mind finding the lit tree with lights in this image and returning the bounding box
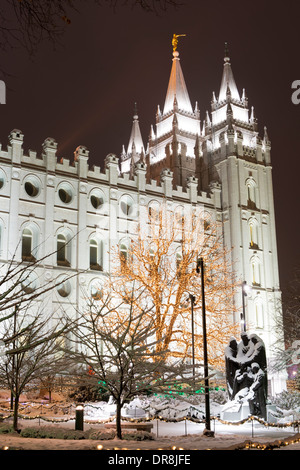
[112,200,240,373]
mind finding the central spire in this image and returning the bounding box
[163,35,193,115]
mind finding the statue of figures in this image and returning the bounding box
[225,333,268,413]
[247,334,268,397]
[236,333,254,361]
[172,34,186,52]
[248,363,267,420]
[225,337,238,399]
[232,363,253,399]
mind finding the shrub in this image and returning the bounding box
[20,426,89,440]
[0,423,15,434]
[17,425,155,441]
[68,384,109,403]
[271,390,300,411]
[122,431,155,441]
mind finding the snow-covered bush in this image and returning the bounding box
[89,429,116,440]
[271,390,300,411]
[122,431,155,441]
[270,390,300,422]
[20,426,88,439]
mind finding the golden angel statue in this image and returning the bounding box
[172,34,186,52]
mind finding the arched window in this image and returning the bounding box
[249,218,259,249]
[246,178,257,210]
[57,232,71,267]
[255,299,264,329]
[120,243,128,269]
[174,207,184,239]
[250,256,261,286]
[200,210,212,232]
[89,238,103,271]
[176,250,183,278]
[22,228,35,261]
[148,201,160,223]
[148,247,155,274]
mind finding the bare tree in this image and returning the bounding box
[68,283,197,439]
[0,238,78,325]
[0,0,181,56]
[0,238,79,429]
[282,265,300,346]
[270,265,300,375]
[0,302,73,430]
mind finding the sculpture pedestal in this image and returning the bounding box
[221,402,250,422]
[266,405,277,423]
[221,402,278,423]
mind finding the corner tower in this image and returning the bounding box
[203,44,285,393]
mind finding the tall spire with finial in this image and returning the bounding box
[163,34,193,114]
[218,42,240,102]
[120,103,145,174]
[127,102,145,156]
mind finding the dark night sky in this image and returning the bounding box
[0,0,299,291]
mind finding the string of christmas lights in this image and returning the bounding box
[1,410,298,429]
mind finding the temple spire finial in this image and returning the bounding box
[224,41,230,60]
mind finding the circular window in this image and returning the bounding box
[91,281,103,300]
[25,181,39,197]
[120,195,135,217]
[21,273,37,294]
[58,184,73,204]
[91,194,104,210]
[24,176,40,197]
[57,279,71,297]
[0,170,5,190]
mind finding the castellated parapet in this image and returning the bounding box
[0,131,221,313]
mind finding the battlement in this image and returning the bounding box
[0,130,220,210]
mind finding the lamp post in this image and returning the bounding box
[188,293,196,389]
[241,281,250,334]
[196,257,214,437]
[75,404,84,431]
[10,306,18,410]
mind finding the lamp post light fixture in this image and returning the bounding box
[196,257,214,437]
[241,281,251,334]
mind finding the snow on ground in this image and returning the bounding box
[1,392,300,451]
[0,418,299,451]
